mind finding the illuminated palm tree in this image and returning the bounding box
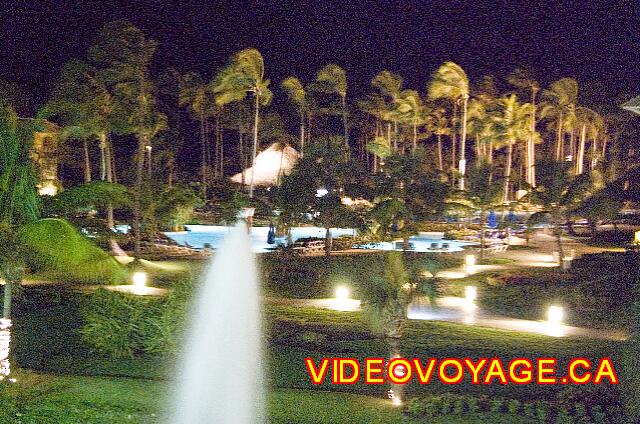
[315,64,349,156]
[281,76,308,156]
[507,68,540,187]
[493,94,533,202]
[214,48,273,198]
[425,106,450,171]
[575,107,604,175]
[428,62,469,189]
[541,78,578,161]
[395,89,425,152]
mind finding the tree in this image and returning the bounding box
[315,64,349,156]
[214,48,273,198]
[541,78,578,161]
[526,159,593,260]
[451,160,502,260]
[0,102,40,319]
[425,106,451,171]
[361,252,444,403]
[90,20,167,258]
[493,94,534,202]
[428,62,469,189]
[281,76,308,156]
[179,71,212,198]
[395,89,425,152]
[507,68,540,187]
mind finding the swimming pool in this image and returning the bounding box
[164,225,474,253]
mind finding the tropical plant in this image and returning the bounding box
[541,78,578,161]
[0,102,40,318]
[507,68,540,187]
[492,94,534,202]
[90,20,167,258]
[315,64,349,156]
[526,159,594,259]
[214,48,272,198]
[428,62,469,189]
[281,76,308,156]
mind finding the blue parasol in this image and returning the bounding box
[488,210,497,228]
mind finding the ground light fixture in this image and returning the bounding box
[464,254,476,275]
[547,305,564,325]
[315,188,329,197]
[635,230,640,245]
[132,271,148,288]
[335,286,350,301]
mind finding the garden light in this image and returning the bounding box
[547,305,564,326]
[465,286,477,303]
[315,188,328,197]
[132,271,147,288]
[464,254,476,275]
[635,230,640,245]
[335,286,350,301]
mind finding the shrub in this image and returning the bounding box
[80,281,192,358]
[19,218,125,284]
[79,289,160,358]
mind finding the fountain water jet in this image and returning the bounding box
[168,223,263,423]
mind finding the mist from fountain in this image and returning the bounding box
[168,223,263,423]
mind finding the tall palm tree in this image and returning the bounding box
[395,89,425,152]
[315,64,349,156]
[0,102,40,319]
[214,48,273,198]
[575,107,604,175]
[425,106,450,171]
[493,94,534,202]
[281,76,308,156]
[91,20,167,258]
[507,68,540,187]
[428,62,469,190]
[541,78,578,161]
[179,72,212,198]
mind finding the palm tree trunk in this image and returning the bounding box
[99,135,107,181]
[200,112,207,200]
[133,134,147,259]
[556,111,563,161]
[83,139,91,183]
[300,112,305,158]
[437,134,443,171]
[554,220,565,263]
[591,131,598,171]
[480,209,486,261]
[503,141,514,203]
[239,127,245,186]
[341,95,349,158]
[104,135,115,229]
[459,95,468,190]
[451,103,458,175]
[528,89,537,187]
[2,279,11,319]
[386,122,392,152]
[577,124,586,175]
[412,120,418,153]
[249,92,259,198]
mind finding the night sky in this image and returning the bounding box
[2,0,640,113]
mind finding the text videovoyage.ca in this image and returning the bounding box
[305,357,619,385]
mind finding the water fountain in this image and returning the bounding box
[168,223,263,423]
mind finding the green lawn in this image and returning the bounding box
[0,373,535,424]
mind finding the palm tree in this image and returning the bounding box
[452,160,502,260]
[315,64,349,156]
[179,71,212,198]
[527,159,594,260]
[0,102,40,319]
[575,107,604,175]
[425,106,450,171]
[395,89,425,152]
[466,98,496,164]
[541,78,578,161]
[214,48,273,198]
[493,94,534,202]
[428,62,469,190]
[281,76,308,156]
[90,20,167,258]
[508,68,540,187]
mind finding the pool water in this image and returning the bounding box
[165,225,474,253]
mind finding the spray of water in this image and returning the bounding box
[168,223,263,423]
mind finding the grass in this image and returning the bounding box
[0,372,537,424]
